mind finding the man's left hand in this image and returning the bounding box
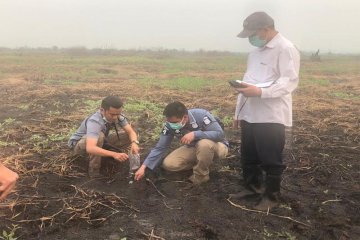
[181,132,195,145]
[235,83,262,97]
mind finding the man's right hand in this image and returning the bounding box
[112,153,128,162]
[135,165,146,181]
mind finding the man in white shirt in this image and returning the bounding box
[229,12,300,211]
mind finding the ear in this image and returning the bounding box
[184,114,189,122]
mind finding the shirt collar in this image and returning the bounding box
[96,110,107,125]
[264,33,281,49]
[188,110,196,125]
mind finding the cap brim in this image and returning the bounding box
[237,29,256,38]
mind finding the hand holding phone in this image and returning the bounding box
[229,80,246,88]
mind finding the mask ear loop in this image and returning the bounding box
[114,114,131,141]
[113,120,120,141]
[100,108,110,123]
[180,115,187,127]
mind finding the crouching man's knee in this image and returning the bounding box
[196,139,216,151]
[162,157,182,171]
[162,156,194,172]
[196,139,228,161]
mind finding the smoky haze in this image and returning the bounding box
[0,0,359,53]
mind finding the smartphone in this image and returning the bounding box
[228,80,246,88]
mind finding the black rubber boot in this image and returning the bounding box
[229,166,264,199]
[254,174,281,211]
[242,166,263,189]
[229,184,265,199]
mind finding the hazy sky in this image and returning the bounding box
[0,0,359,53]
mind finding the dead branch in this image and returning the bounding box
[162,200,181,210]
[110,193,140,212]
[321,199,342,205]
[226,198,311,228]
[141,228,165,240]
[146,178,166,198]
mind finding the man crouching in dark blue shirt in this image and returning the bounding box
[135,101,228,185]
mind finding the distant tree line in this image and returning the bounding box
[0,46,241,57]
[0,46,358,59]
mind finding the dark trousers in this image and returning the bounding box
[240,120,285,193]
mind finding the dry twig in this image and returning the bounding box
[146,178,166,198]
[226,198,311,228]
[141,228,165,240]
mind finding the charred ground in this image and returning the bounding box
[0,50,359,239]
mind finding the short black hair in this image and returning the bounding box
[101,96,123,110]
[163,101,187,118]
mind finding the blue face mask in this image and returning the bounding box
[168,122,183,130]
[167,117,185,130]
[249,35,267,48]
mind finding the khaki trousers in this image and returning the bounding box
[73,131,130,174]
[162,139,228,177]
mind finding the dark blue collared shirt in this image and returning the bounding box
[143,108,228,170]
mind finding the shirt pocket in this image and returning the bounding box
[253,62,276,82]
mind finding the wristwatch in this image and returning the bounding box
[132,140,140,145]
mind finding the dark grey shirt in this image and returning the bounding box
[68,110,128,147]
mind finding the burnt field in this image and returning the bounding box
[0,50,359,239]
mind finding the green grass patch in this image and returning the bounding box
[209,108,233,128]
[124,99,161,113]
[300,57,360,76]
[0,141,17,147]
[164,77,210,90]
[83,99,101,113]
[311,78,330,86]
[41,67,106,85]
[124,99,164,141]
[43,78,80,85]
[30,134,50,150]
[28,132,69,152]
[1,224,19,240]
[3,118,16,125]
[221,115,233,127]
[330,91,360,100]
[138,76,213,90]
[160,55,245,74]
[300,78,330,87]
[18,104,30,110]
[0,118,16,132]
[48,110,62,116]
[48,133,68,142]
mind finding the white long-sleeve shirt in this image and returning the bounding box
[235,33,300,127]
